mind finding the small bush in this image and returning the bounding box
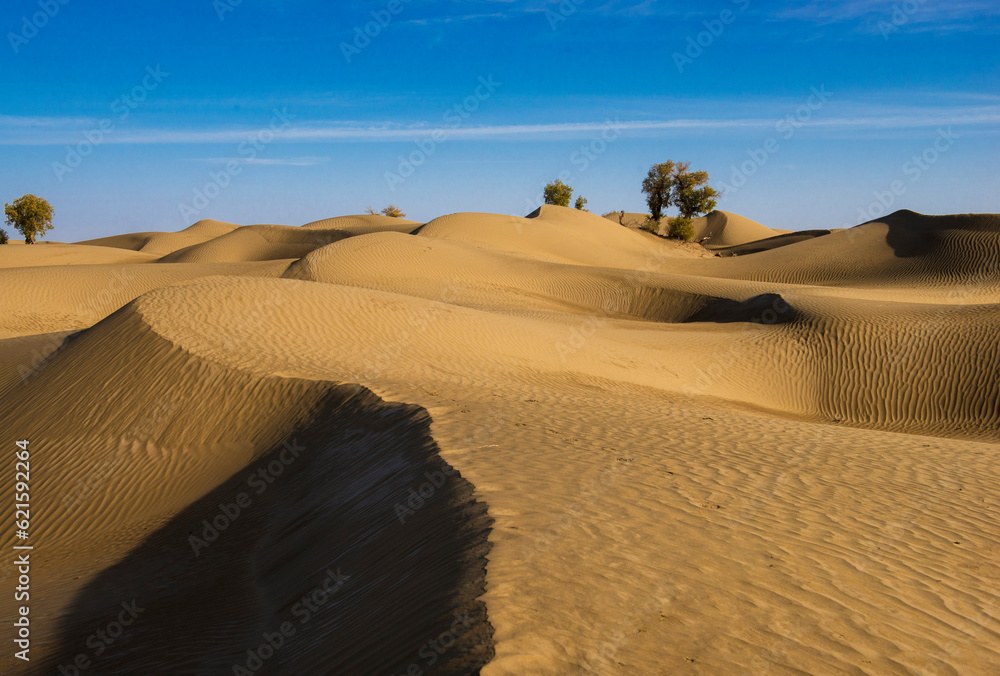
[641,217,661,235]
[0,229,8,244]
[668,216,695,241]
[574,196,588,211]
[381,205,406,218]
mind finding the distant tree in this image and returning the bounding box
[574,196,588,211]
[364,205,378,215]
[672,164,718,219]
[4,194,53,244]
[381,205,406,218]
[668,216,695,241]
[543,180,573,207]
[640,161,677,221]
[0,229,8,245]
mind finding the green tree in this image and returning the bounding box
[672,164,718,219]
[4,194,54,244]
[640,161,677,221]
[668,216,695,241]
[543,180,573,207]
[574,196,588,211]
[381,205,406,218]
[0,229,8,245]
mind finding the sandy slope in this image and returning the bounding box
[607,209,790,247]
[0,207,998,674]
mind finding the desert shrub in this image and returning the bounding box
[668,216,695,241]
[641,217,661,235]
[0,229,8,244]
[543,180,573,207]
[574,196,588,211]
[381,205,406,218]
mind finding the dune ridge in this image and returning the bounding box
[1,206,998,674]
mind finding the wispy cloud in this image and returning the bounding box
[195,156,331,166]
[775,0,1000,32]
[2,104,999,146]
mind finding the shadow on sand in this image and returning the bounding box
[38,384,494,675]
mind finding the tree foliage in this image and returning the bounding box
[673,166,718,219]
[543,180,573,207]
[381,205,406,218]
[640,161,677,221]
[4,194,54,244]
[574,196,588,211]
[0,229,8,245]
[668,216,695,242]
[641,161,718,225]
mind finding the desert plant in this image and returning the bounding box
[641,161,677,221]
[0,229,8,244]
[673,166,718,219]
[543,180,573,207]
[642,161,718,222]
[668,216,695,241]
[364,205,377,215]
[381,205,406,218]
[574,196,588,211]
[4,194,53,244]
[641,217,661,235]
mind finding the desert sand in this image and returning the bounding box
[1,206,998,674]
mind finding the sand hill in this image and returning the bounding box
[1,207,998,674]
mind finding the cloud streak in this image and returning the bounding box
[2,107,999,146]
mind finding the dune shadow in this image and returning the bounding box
[37,384,493,675]
[881,210,938,258]
[683,293,797,325]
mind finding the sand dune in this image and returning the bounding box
[1,208,998,674]
[78,218,243,256]
[607,209,790,248]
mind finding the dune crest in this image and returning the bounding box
[1,207,998,674]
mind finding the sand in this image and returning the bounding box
[0,207,997,674]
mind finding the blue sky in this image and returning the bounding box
[1,0,998,240]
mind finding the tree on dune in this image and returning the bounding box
[640,161,718,240]
[672,164,718,219]
[381,205,406,218]
[574,196,588,211]
[4,194,54,244]
[0,228,8,244]
[543,180,573,207]
[641,161,677,222]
